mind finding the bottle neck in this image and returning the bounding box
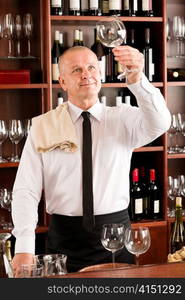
[145,28,151,45]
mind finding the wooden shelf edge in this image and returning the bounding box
[51,16,163,22]
[167,82,185,87]
[167,217,185,223]
[0,84,48,89]
[0,162,19,168]
[52,82,163,89]
[131,220,167,228]
[134,146,164,152]
[168,153,185,159]
[0,226,48,234]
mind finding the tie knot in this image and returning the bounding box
[82,111,90,120]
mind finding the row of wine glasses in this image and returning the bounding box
[0,119,31,163]
[168,175,185,217]
[0,188,13,230]
[168,113,185,154]
[167,16,185,58]
[101,224,151,266]
[0,13,33,57]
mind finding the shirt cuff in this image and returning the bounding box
[127,73,157,96]
[14,235,35,254]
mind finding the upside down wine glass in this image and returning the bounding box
[101,223,125,266]
[124,227,151,266]
[96,16,138,80]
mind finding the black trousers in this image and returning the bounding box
[47,210,134,273]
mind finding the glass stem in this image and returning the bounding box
[27,39,31,56]
[0,143,3,161]
[15,142,18,160]
[135,255,139,266]
[8,39,12,57]
[112,252,116,267]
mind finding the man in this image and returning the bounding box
[11,46,171,276]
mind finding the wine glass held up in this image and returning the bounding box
[101,223,125,266]
[96,16,139,80]
[124,227,151,266]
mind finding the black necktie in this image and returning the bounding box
[81,111,95,232]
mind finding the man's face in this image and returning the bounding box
[59,49,102,104]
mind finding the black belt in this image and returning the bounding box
[47,209,134,272]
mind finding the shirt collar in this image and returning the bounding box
[67,99,103,123]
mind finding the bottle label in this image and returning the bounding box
[81,0,89,10]
[102,1,109,13]
[154,200,160,213]
[118,61,122,73]
[124,0,129,10]
[133,0,138,10]
[109,0,121,10]
[98,56,106,83]
[52,64,60,81]
[51,0,62,7]
[135,198,143,214]
[90,0,99,9]
[142,0,149,11]
[70,0,80,10]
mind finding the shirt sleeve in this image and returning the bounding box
[122,73,171,149]
[11,129,43,254]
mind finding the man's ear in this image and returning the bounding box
[59,75,67,91]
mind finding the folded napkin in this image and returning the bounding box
[31,102,78,153]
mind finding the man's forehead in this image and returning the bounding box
[63,50,98,65]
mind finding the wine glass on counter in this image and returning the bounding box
[3,13,14,57]
[23,13,33,57]
[96,16,138,80]
[9,119,24,162]
[124,227,151,266]
[0,120,8,163]
[101,223,125,266]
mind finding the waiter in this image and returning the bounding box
[11,46,171,276]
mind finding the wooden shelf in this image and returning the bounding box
[0,226,48,234]
[134,146,164,152]
[0,162,19,168]
[167,217,185,223]
[52,82,163,89]
[167,82,185,87]
[132,220,167,228]
[51,16,163,22]
[167,153,185,159]
[0,84,48,89]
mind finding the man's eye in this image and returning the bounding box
[89,65,95,70]
[73,68,81,73]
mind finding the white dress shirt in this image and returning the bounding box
[12,74,171,254]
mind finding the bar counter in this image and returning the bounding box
[55,262,185,278]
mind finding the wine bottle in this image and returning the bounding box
[116,95,122,107]
[73,29,80,46]
[109,0,122,16]
[143,28,154,82]
[167,69,185,81]
[140,166,149,219]
[52,30,60,83]
[89,0,102,16]
[100,95,107,105]
[140,0,153,17]
[128,28,136,48]
[57,92,64,105]
[102,0,110,16]
[80,0,89,15]
[129,168,144,221]
[59,32,65,54]
[91,28,106,83]
[106,48,114,83]
[125,95,131,105]
[79,29,84,46]
[5,241,12,264]
[69,0,81,16]
[51,0,64,15]
[170,197,185,254]
[0,239,13,278]
[130,0,138,16]
[147,169,160,219]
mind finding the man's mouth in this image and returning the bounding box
[80,82,96,86]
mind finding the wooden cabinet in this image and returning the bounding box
[0,0,184,265]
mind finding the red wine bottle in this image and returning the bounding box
[170,197,185,253]
[143,28,154,82]
[102,0,110,15]
[109,0,122,16]
[91,28,106,83]
[140,166,149,219]
[148,169,161,219]
[73,29,80,46]
[52,30,60,83]
[129,168,144,221]
[69,0,81,16]
[80,0,89,15]
[140,0,153,17]
[51,0,64,15]
[89,0,102,16]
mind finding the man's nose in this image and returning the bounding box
[81,69,91,79]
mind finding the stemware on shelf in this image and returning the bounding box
[101,223,125,266]
[14,14,22,57]
[3,13,14,57]
[0,120,8,163]
[9,119,24,162]
[124,227,151,266]
[168,114,180,153]
[172,16,184,58]
[24,119,32,138]
[23,13,33,57]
